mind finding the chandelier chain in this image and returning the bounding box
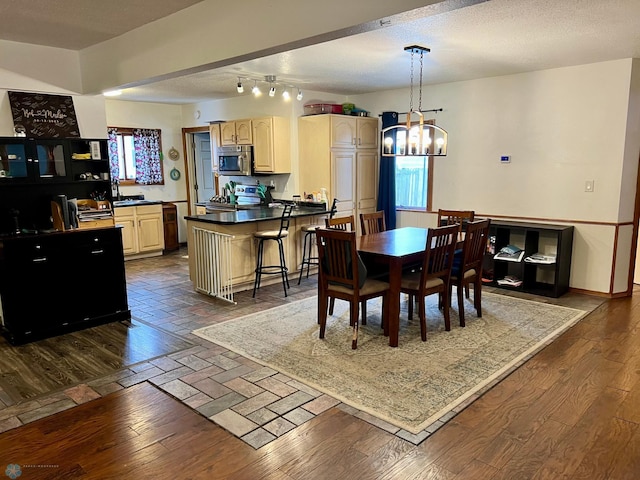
[409,49,414,112]
[419,50,424,112]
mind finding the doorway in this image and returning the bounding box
[193,132,214,202]
[182,126,214,215]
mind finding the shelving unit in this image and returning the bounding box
[0,137,111,233]
[483,220,574,297]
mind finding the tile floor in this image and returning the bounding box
[0,247,604,449]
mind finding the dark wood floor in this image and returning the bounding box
[0,249,639,479]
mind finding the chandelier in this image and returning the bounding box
[381,46,448,157]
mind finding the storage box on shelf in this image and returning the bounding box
[483,220,574,297]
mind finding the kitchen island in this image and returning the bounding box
[185,206,329,300]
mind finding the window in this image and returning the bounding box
[108,127,164,185]
[393,119,434,210]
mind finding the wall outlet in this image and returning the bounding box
[585,180,594,192]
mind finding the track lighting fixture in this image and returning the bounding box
[235,74,302,102]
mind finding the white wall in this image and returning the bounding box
[105,100,188,242]
[106,59,640,294]
[352,59,638,293]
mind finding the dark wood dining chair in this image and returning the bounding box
[437,209,475,233]
[324,214,359,317]
[400,224,459,341]
[316,228,390,349]
[449,218,491,327]
[325,215,355,231]
[360,211,386,235]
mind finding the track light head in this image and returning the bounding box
[282,89,290,101]
[252,81,261,96]
[236,79,244,93]
[296,89,303,101]
[268,85,276,97]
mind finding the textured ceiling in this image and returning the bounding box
[0,0,204,49]
[4,0,640,104]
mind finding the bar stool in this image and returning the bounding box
[297,198,338,285]
[298,224,320,284]
[253,204,294,297]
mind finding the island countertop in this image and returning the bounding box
[185,206,330,225]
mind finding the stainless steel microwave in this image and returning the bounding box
[217,145,253,176]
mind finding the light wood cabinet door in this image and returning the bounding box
[357,117,379,149]
[118,216,137,255]
[229,233,257,284]
[220,122,237,146]
[220,120,253,146]
[331,150,356,212]
[253,116,291,173]
[253,117,275,172]
[235,119,253,144]
[331,116,357,148]
[357,150,378,212]
[137,212,164,252]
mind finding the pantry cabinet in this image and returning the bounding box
[252,116,291,173]
[299,114,379,232]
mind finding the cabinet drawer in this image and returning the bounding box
[136,204,162,215]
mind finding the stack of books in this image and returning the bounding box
[497,275,523,287]
[493,244,525,262]
[524,253,557,264]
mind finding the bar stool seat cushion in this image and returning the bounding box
[254,230,289,239]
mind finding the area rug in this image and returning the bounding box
[193,292,587,434]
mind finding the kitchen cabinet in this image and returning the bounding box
[298,114,379,232]
[330,115,379,149]
[163,202,179,252]
[220,119,252,146]
[252,116,291,173]
[0,227,130,344]
[114,204,164,259]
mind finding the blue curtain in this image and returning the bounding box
[377,111,398,229]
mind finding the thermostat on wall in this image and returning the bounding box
[500,155,511,163]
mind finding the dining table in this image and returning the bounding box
[357,227,430,347]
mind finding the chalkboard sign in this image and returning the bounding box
[7,91,80,138]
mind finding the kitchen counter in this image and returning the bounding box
[113,199,163,207]
[185,205,330,225]
[185,206,330,297]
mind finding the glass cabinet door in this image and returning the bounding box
[33,139,68,180]
[0,139,29,180]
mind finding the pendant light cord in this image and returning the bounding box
[418,49,424,112]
